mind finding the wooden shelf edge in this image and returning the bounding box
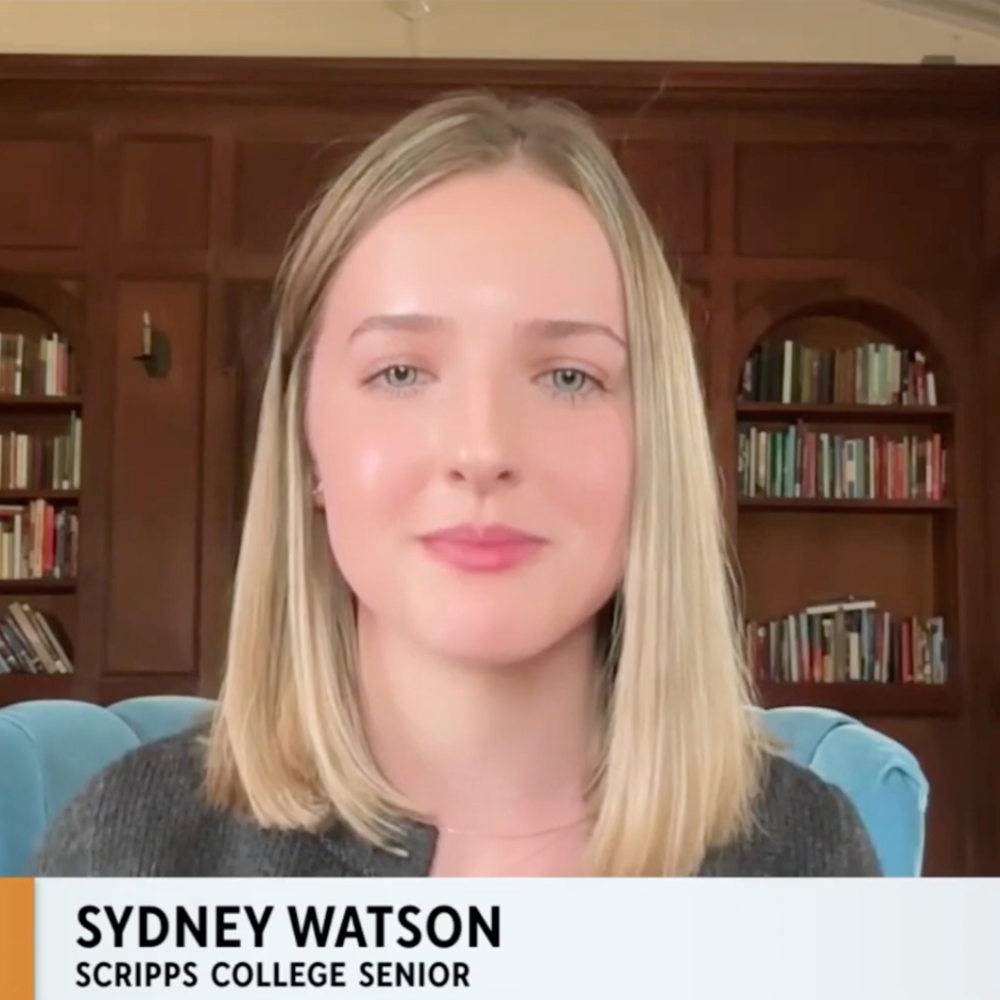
[0,490,80,502]
[758,681,961,717]
[738,497,954,512]
[737,402,952,419]
[0,673,77,707]
[0,579,77,593]
[0,395,82,409]
[0,676,202,710]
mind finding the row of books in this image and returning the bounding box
[739,341,939,407]
[0,502,78,580]
[746,599,947,685]
[0,332,73,398]
[0,415,82,490]
[737,425,947,501]
[0,601,73,675]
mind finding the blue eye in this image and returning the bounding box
[379,365,419,389]
[366,364,431,395]
[545,368,600,397]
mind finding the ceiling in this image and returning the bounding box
[867,0,1000,36]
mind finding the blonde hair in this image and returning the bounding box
[204,91,766,876]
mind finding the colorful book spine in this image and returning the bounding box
[737,424,947,501]
[0,414,82,490]
[0,600,73,675]
[0,500,78,580]
[739,340,939,406]
[0,332,73,397]
[746,601,947,685]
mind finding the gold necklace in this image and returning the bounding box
[437,815,591,840]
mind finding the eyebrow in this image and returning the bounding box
[348,313,451,341]
[347,313,625,346]
[522,318,625,346]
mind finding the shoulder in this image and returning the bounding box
[702,753,882,877]
[32,727,211,876]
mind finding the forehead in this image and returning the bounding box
[321,165,624,327]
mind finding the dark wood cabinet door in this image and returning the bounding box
[105,280,205,679]
[228,279,276,529]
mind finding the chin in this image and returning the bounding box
[412,603,593,667]
[439,640,549,667]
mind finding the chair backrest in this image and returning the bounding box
[758,706,929,877]
[0,695,212,877]
[0,697,928,876]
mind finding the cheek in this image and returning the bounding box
[533,410,633,539]
[307,392,429,530]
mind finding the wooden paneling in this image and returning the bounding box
[617,141,710,255]
[118,138,211,249]
[233,139,361,252]
[106,280,204,677]
[986,279,1000,874]
[986,150,1000,259]
[736,144,958,266]
[0,139,88,248]
[227,280,274,524]
[682,280,711,389]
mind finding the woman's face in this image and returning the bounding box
[305,165,633,664]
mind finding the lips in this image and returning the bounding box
[418,524,547,573]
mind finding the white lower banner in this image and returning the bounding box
[33,878,1000,998]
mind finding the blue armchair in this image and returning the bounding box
[0,696,928,877]
[759,705,928,876]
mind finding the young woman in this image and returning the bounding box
[35,92,879,877]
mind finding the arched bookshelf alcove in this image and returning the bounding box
[0,274,82,706]
[733,281,961,719]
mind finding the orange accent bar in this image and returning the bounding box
[0,878,34,1000]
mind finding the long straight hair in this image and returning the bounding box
[204,91,766,875]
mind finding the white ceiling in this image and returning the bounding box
[3,1,1000,63]
[867,0,1000,36]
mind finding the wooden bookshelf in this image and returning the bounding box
[735,322,958,721]
[0,284,81,706]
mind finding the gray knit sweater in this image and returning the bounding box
[33,729,881,877]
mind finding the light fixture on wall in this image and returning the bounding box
[135,311,171,380]
[384,0,432,56]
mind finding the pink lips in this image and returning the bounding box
[419,524,547,573]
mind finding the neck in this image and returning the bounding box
[357,609,599,836]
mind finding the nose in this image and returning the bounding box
[443,384,520,494]
[448,448,517,493]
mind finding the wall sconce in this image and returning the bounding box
[135,310,171,379]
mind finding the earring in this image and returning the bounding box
[312,483,324,506]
